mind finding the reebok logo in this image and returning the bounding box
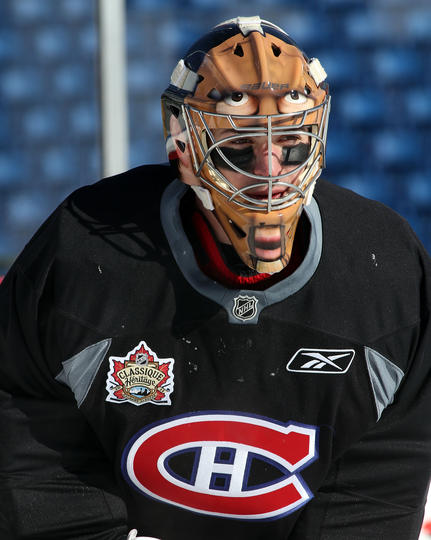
[286,348,355,374]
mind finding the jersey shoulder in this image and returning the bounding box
[316,178,405,221]
[67,163,176,225]
[315,178,426,253]
[4,163,176,290]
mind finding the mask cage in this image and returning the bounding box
[183,95,331,212]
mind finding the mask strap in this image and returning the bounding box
[191,185,215,211]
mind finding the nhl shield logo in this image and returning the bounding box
[106,341,174,406]
[232,295,258,321]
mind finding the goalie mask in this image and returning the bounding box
[161,16,330,273]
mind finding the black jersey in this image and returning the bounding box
[1,164,431,540]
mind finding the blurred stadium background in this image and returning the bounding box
[1,0,431,275]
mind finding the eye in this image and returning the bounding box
[231,137,252,145]
[284,90,307,104]
[224,92,249,107]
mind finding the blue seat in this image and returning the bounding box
[317,50,360,85]
[372,131,422,168]
[127,0,175,13]
[78,26,97,55]
[338,89,385,125]
[0,31,20,62]
[129,137,165,170]
[345,12,393,43]
[319,0,363,6]
[156,20,201,52]
[277,12,328,47]
[325,130,360,168]
[7,191,51,229]
[34,26,70,60]
[70,103,98,136]
[0,153,27,187]
[23,106,61,139]
[41,147,79,182]
[1,68,43,101]
[11,0,49,21]
[406,172,431,208]
[373,0,412,6]
[54,64,89,96]
[372,49,421,84]
[406,9,431,42]
[405,89,431,124]
[128,60,161,93]
[129,99,161,135]
[335,173,391,205]
[59,0,94,20]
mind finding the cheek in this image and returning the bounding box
[279,166,302,185]
[220,170,252,189]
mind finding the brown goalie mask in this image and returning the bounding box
[161,16,331,273]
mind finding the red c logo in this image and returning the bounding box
[122,412,318,520]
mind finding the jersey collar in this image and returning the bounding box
[161,179,323,324]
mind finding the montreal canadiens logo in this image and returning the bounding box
[122,412,318,520]
[106,341,174,406]
[232,295,258,321]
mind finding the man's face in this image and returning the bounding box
[177,87,323,270]
[164,22,330,272]
[210,129,311,199]
[203,128,310,263]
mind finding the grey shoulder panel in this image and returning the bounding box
[55,338,112,407]
[364,346,404,421]
[161,180,322,325]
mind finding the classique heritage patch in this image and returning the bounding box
[106,341,174,406]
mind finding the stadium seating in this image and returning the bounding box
[1,0,430,274]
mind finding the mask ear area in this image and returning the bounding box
[176,143,197,185]
[176,140,186,153]
[168,113,192,166]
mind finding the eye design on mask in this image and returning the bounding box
[224,92,249,107]
[210,142,311,174]
[284,90,307,104]
[281,142,310,165]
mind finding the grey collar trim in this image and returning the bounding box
[161,180,322,325]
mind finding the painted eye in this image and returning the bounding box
[284,90,307,104]
[224,92,249,107]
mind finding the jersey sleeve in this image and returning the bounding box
[290,289,431,539]
[289,403,430,539]
[0,248,129,539]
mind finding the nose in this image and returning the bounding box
[257,95,279,116]
[253,97,284,176]
[252,140,283,177]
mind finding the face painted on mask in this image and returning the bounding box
[210,140,311,173]
[161,16,330,273]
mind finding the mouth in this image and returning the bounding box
[247,186,289,201]
[254,245,282,261]
[252,226,283,261]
